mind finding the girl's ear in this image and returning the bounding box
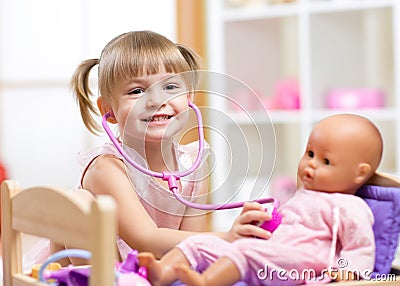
[354,163,372,185]
[97,97,117,124]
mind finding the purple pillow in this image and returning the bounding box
[356,185,400,276]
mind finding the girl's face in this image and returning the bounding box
[112,69,191,145]
[297,124,362,194]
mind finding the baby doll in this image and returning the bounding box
[138,113,382,286]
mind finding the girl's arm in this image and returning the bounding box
[179,176,209,232]
[83,154,271,258]
[83,154,196,258]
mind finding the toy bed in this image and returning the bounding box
[1,180,117,286]
[1,178,400,286]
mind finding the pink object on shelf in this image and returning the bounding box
[262,97,278,110]
[262,78,300,110]
[273,79,300,110]
[230,88,263,112]
[326,88,385,109]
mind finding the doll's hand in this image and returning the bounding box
[227,202,272,242]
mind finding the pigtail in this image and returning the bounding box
[176,44,203,71]
[71,59,101,134]
[176,44,203,90]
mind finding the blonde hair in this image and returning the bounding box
[71,30,202,134]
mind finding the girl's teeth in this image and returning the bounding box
[151,115,168,122]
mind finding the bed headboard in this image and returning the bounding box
[1,180,117,286]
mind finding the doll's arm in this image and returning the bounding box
[335,200,375,281]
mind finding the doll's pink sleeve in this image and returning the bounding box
[336,197,375,278]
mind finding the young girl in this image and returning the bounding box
[138,113,381,286]
[69,30,271,261]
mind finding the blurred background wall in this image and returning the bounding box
[0,0,177,188]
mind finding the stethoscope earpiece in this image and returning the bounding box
[105,110,115,118]
[104,110,118,124]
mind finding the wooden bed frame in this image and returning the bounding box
[1,180,117,286]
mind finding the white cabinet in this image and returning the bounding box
[206,0,400,230]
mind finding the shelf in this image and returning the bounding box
[223,3,299,22]
[207,0,400,231]
[309,108,400,122]
[224,108,398,125]
[223,110,300,125]
[223,0,396,22]
[308,0,395,14]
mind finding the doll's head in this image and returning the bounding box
[297,114,383,195]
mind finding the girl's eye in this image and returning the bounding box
[307,151,314,158]
[128,88,145,96]
[324,158,330,165]
[164,84,179,91]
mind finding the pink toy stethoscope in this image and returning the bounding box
[37,99,281,284]
[102,100,282,232]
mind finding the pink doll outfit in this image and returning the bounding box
[77,141,210,260]
[177,188,375,285]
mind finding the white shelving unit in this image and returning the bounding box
[205,0,400,231]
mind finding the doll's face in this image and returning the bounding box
[297,119,368,194]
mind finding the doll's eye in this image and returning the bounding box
[324,158,330,165]
[308,151,314,158]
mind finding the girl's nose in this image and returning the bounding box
[145,90,165,108]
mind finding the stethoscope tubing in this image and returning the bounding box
[102,101,278,210]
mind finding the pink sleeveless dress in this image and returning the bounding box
[77,141,210,259]
[21,140,210,268]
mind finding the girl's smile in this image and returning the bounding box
[141,112,175,128]
[141,113,173,123]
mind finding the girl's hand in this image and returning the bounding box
[227,202,272,241]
